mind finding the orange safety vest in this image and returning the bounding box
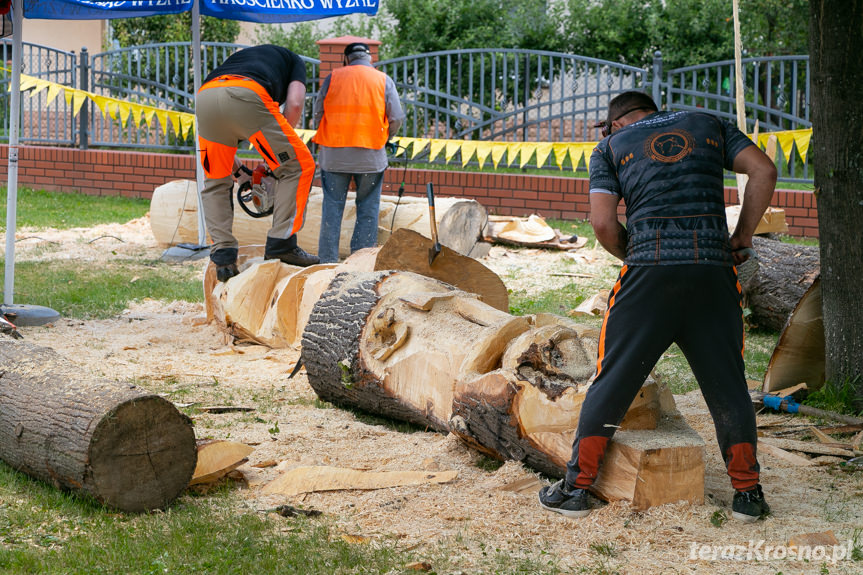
[313,65,388,149]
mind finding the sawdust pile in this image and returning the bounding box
[10,217,863,575]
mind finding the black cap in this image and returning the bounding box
[344,42,371,57]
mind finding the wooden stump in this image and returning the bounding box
[0,338,197,512]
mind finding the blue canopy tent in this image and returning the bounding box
[4,0,378,324]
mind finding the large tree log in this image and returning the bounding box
[301,270,705,509]
[0,338,197,512]
[742,236,820,331]
[149,180,489,258]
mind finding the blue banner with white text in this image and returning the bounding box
[23,0,378,22]
[24,0,192,19]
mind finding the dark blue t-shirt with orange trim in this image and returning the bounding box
[589,110,754,266]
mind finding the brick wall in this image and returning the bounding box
[1,144,821,238]
[316,36,381,81]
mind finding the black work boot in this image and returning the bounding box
[538,479,592,518]
[264,235,320,267]
[216,263,239,282]
[211,247,239,283]
[732,484,770,523]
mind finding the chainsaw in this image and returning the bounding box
[235,163,275,218]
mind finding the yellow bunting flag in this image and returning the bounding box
[179,113,195,139]
[410,139,429,160]
[29,78,50,97]
[128,103,146,128]
[391,137,406,157]
[64,89,88,117]
[535,142,553,169]
[116,101,133,126]
[491,143,508,169]
[154,109,170,134]
[504,142,521,167]
[792,129,811,162]
[444,140,461,163]
[428,139,446,163]
[475,141,493,169]
[295,129,313,144]
[44,83,63,107]
[518,143,534,169]
[91,95,111,119]
[18,76,39,92]
[460,141,477,167]
[142,107,157,129]
[552,143,569,170]
[775,131,796,165]
[167,111,181,136]
[568,144,585,172]
[582,143,596,171]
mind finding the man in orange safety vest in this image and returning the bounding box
[312,42,405,263]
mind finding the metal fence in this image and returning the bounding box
[0,40,77,146]
[1,40,812,181]
[377,48,649,143]
[658,53,811,181]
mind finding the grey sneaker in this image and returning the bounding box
[538,479,591,518]
[732,484,770,523]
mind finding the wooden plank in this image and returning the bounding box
[759,436,857,458]
[758,441,817,466]
[809,426,837,445]
[261,466,458,496]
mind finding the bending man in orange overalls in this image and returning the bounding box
[196,44,319,281]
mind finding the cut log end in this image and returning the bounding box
[89,395,197,512]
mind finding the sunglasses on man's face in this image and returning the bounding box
[595,107,653,137]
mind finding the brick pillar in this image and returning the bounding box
[316,36,381,83]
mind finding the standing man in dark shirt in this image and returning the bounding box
[538,91,777,522]
[196,44,319,281]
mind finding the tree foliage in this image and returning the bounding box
[560,0,807,69]
[111,14,240,46]
[384,0,563,57]
[255,22,323,58]
[378,0,809,67]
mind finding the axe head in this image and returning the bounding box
[428,242,442,266]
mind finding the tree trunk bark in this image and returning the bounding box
[149,181,489,259]
[742,236,820,332]
[0,338,197,512]
[810,1,863,404]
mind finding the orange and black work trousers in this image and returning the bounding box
[565,264,760,493]
[196,75,315,256]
